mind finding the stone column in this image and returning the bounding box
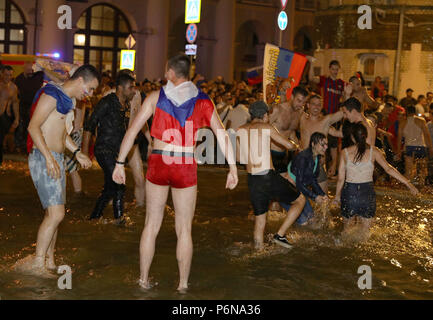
[139,0,169,81]
[37,0,67,58]
[211,0,235,82]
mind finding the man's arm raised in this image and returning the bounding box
[209,108,238,190]
[112,91,158,184]
[27,94,60,179]
[363,88,380,111]
[325,110,344,128]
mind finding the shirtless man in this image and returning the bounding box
[269,86,308,173]
[238,101,305,249]
[18,65,98,276]
[397,106,433,186]
[340,97,376,146]
[0,65,19,165]
[343,76,380,112]
[112,54,238,291]
[300,94,343,193]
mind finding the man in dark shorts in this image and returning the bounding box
[237,101,305,249]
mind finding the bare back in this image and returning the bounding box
[0,82,17,116]
[237,122,274,174]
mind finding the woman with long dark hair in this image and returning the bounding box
[334,122,419,237]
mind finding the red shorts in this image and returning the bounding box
[146,153,197,188]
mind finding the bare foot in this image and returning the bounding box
[13,255,57,278]
[46,257,57,271]
[177,286,188,294]
[138,278,158,290]
[254,240,264,251]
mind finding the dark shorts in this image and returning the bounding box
[271,150,287,174]
[341,181,376,219]
[405,146,427,159]
[328,121,342,149]
[247,170,300,216]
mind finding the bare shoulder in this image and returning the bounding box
[238,123,250,131]
[372,146,384,158]
[365,117,375,128]
[300,111,309,121]
[270,103,281,114]
[415,116,427,124]
[147,90,160,101]
[143,90,160,110]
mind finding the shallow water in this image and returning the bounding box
[0,161,432,300]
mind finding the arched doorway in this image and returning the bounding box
[0,0,26,54]
[235,20,265,80]
[293,26,314,55]
[73,3,132,76]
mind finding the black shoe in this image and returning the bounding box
[273,234,293,249]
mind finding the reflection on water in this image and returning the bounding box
[0,161,432,299]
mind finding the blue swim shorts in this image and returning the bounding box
[28,148,66,210]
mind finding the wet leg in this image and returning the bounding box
[139,180,169,288]
[254,213,267,250]
[172,185,197,292]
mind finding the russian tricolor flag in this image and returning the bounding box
[246,65,263,86]
[263,44,308,103]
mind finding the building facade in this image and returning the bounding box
[2,0,315,82]
[312,0,433,98]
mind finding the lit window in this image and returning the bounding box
[0,0,26,54]
[73,4,131,76]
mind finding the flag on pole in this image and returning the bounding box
[246,65,263,85]
[263,43,307,105]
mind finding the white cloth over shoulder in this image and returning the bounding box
[163,80,198,107]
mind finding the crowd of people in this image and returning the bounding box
[1,55,431,292]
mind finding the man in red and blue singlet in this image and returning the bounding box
[311,60,346,177]
[112,54,238,292]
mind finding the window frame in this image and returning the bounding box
[0,0,27,54]
[73,4,132,76]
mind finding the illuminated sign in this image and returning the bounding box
[120,50,135,71]
[185,0,201,24]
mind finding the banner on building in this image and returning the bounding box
[263,43,307,105]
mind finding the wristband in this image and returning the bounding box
[116,160,126,165]
[73,148,80,158]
